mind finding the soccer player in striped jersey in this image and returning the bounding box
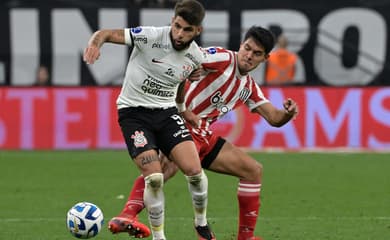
[109,26,299,240]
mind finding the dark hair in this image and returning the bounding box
[174,0,205,26]
[244,26,275,54]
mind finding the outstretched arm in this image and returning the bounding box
[83,29,125,64]
[253,98,298,127]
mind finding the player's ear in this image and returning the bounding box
[196,26,203,36]
[239,42,245,50]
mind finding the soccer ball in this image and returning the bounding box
[66,202,104,239]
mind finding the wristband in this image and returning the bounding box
[177,103,186,113]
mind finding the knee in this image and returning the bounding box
[256,162,263,175]
[254,162,263,180]
[186,170,207,188]
[245,161,263,182]
[144,173,164,190]
[185,169,202,177]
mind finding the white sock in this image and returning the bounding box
[144,173,166,240]
[185,170,208,226]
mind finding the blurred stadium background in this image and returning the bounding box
[0,0,389,151]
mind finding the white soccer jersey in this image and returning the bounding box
[116,26,204,109]
[185,47,269,135]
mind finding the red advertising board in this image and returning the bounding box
[1,87,389,150]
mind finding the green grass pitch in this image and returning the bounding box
[0,150,389,240]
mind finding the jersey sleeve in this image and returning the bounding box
[124,26,158,48]
[124,28,133,46]
[200,47,222,63]
[246,78,270,111]
[200,47,232,71]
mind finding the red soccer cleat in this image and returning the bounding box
[108,215,151,238]
[194,223,216,240]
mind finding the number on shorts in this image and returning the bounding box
[171,114,184,125]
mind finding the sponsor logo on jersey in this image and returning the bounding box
[131,130,147,148]
[207,47,217,54]
[152,58,163,63]
[134,36,147,44]
[152,42,170,49]
[184,53,200,66]
[131,27,143,33]
[210,91,230,113]
[141,75,175,97]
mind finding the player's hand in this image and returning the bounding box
[181,109,201,128]
[188,67,204,82]
[83,45,101,64]
[283,98,299,119]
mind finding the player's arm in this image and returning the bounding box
[253,98,298,127]
[175,80,200,128]
[83,29,125,64]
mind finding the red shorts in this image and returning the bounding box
[190,131,226,169]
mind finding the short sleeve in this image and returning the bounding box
[124,28,133,46]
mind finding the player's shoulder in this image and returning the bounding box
[201,46,233,62]
[201,46,231,55]
[129,25,168,37]
[183,41,205,66]
[128,26,170,49]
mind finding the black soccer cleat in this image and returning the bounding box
[194,223,216,240]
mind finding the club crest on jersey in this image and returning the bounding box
[131,27,143,33]
[239,88,251,102]
[180,64,193,81]
[131,131,147,148]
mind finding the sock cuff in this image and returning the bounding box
[185,169,204,179]
[238,181,261,195]
[144,173,164,187]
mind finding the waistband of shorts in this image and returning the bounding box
[118,106,176,112]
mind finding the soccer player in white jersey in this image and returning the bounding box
[108,26,299,240]
[83,1,216,240]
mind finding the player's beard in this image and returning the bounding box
[170,32,194,51]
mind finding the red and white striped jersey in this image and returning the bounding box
[185,47,269,135]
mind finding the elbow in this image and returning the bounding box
[268,116,291,127]
[267,119,284,127]
[270,122,284,128]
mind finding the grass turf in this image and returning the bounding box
[0,150,389,239]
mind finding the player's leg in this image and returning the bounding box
[158,111,215,240]
[113,108,166,240]
[169,141,216,240]
[121,175,145,218]
[169,140,205,224]
[109,154,179,237]
[207,140,263,240]
[109,108,152,237]
[133,150,166,240]
[108,174,150,237]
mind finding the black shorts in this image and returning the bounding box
[118,106,193,159]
